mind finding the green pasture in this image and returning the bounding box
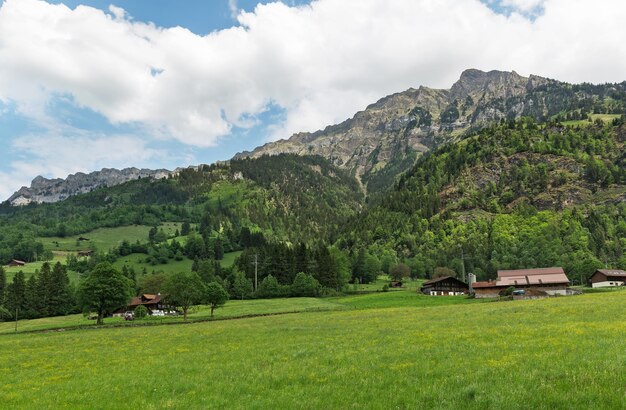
[113,250,242,275]
[0,296,343,335]
[38,224,182,252]
[333,289,480,310]
[1,290,625,408]
[3,253,80,284]
[561,113,621,127]
[350,276,424,292]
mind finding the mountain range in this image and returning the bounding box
[6,69,626,205]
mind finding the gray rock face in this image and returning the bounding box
[7,167,172,206]
[235,69,555,188]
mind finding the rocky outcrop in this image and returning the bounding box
[7,167,172,206]
[235,69,556,189]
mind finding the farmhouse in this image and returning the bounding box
[472,267,570,298]
[127,293,170,314]
[421,276,469,296]
[8,259,26,267]
[588,269,626,288]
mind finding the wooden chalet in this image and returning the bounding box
[77,250,93,257]
[589,269,626,288]
[421,276,468,296]
[127,294,169,314]
[472,267,570,298]
[8,259,26,267]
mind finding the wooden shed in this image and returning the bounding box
[8,259,26,267]
[589,269,626,288]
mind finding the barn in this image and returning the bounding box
[421,276,469,296]
[588,269,626,288]
[7,259,26,267]
[472,267,570,298]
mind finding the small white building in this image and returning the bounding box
[589,269,626,288]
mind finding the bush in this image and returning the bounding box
[134,305,148,319]
[382,284,389,292]
[319,287,342,297]
[290,272,321,297]
[256,275,287,298]
[0,306,12,321]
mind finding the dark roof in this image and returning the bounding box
[595,269,626,277]
[128,294,162,307]
[422,276,467,286]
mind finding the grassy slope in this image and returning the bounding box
[112,250,242,275]
[38,223,182,252]
[1,291,625,408]
[0,289,468,334]
[4,253,71,283]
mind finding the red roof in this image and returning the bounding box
[498,267,565,277]
[472,280,498,289]
[473,267,570,289]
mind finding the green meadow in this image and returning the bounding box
[113,250,242,275]
[1,290,625,408]
[38,223,182,252]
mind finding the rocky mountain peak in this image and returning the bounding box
[6,167,172,206]
[235,68,561,192]
[450,68,528,101]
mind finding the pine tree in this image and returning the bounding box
[48,262,73,316]
[6,271,26,318]
[0,267,6,307]
[314,246,338,290]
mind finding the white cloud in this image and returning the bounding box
[0,0,625,151]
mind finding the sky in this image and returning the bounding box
[1,0,626,200]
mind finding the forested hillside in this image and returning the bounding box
[0,155,362,264]
[339,117,626,281]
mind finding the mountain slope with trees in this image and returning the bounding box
[238,69,626,193]
[339,117,626,282]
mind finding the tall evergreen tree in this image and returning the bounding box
[314,246,338,290]
[6,271,27,317]
[0,266,6,307]
[48,262,73,316]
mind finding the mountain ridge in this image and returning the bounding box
[8,167,173,206]
[234,69,555,189]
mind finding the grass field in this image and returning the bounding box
[561,113,621,127]
[0,296,346,335]
[38,223,182,252]
[0,288,470,335]
[113,250,242,276]
[1,290,625,408]
[4,253,79,284]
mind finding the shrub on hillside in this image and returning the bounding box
[134,305,148,319]
[290,272,320,297]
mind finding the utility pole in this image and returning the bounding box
[251,254,258,291]
[460,248,466,283]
